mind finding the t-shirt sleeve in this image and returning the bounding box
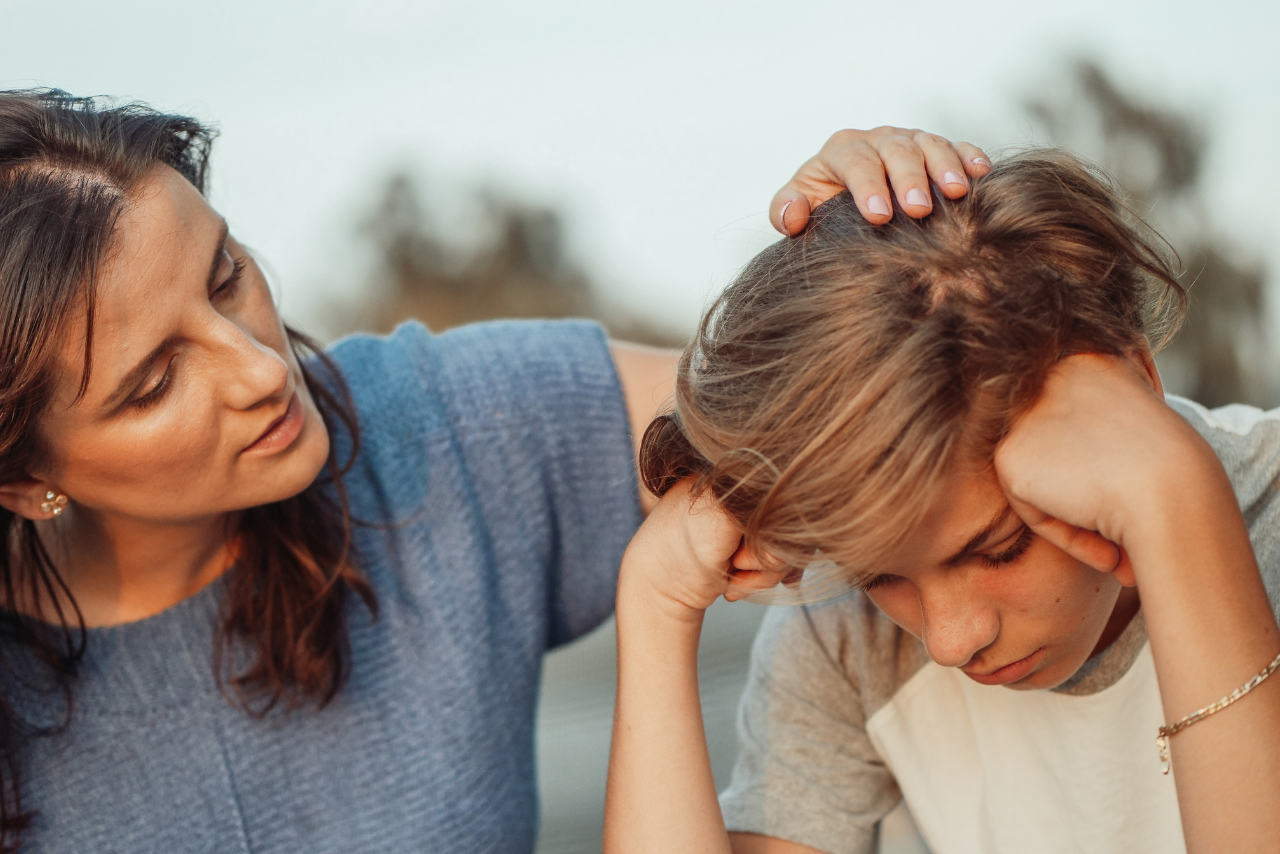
[719,602,902,854]
[328,319,643,649]
[1167,396,1280,616]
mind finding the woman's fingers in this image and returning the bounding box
[772,127,991,235]
[770,187,813,237]
[954,141,992,178]
[771,133,896,232]
[913,131,972,200]
[868,128,933,216]
[822,134,897,224]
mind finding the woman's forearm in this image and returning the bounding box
[604,566,732,854]
[1129,449,1280,853]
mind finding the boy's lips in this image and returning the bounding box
[962,647,1046,686]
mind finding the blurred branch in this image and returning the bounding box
[325,172,686,348]
[1026,59,1274,408]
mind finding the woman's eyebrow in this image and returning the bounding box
[943,503,1017,566]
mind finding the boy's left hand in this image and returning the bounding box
[994,352,1218,581]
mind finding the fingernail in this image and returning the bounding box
[778,200,793,234]
[906,188,930,208]
[943,170,967,187]
[973,157,991,168]
[867,195,891,216]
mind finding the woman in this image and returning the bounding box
[604,152,1280,853]
[0,89,985,852]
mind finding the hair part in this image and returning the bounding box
[0,89,374,850]
[641,149,1186,587]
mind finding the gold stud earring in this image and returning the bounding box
[39,491,68,517]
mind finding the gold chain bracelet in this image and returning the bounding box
[1156,648,1280,774]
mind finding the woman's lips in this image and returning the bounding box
[242,392,304,456]
[962,647,1046,686]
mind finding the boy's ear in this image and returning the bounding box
[1124,346,1165,398]
[0,478,64,521]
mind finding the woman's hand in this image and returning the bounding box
[772,127,991,235]
[620,480,788,621]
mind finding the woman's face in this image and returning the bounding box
[861,465,1131,690]
[31,165,330,524]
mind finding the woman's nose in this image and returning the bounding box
[918,583,1000,669]
[216,321,290,409]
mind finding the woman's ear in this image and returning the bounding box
[1125,345,1165,398]
[0,478,65,521]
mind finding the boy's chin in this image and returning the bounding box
[1008,646,1093,691]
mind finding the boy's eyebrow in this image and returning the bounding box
[943,503,1017,566]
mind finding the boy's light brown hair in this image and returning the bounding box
[640,150,1187,583]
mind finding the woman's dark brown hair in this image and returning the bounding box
[0,89,375,850]
[641,150,1188,587]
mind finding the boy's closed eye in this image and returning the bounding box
[976,525,1034,569]
[856,525,1035,593]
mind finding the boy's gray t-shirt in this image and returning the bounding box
[18,320,644,854]
[719,397,1280,854]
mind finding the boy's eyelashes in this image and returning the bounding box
[856,526,1035,593]
[858,573,898,593]
[976,525,1034,569]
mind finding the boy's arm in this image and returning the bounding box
[996,353,1280,853]
[604,481,766,854]
[604,482,897,854]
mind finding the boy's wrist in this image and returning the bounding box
[1119,435,1247,582]
[1117,427,1227,547]
[617,554,713,629]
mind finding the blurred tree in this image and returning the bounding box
[1025,60,1275,408]
[332,171,684,347]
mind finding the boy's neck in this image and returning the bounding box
[1089,585,1141,659]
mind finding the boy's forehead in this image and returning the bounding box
[897,469,1012,569]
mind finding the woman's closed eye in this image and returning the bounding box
[130,355,177,411]
[977,525,1034,569]
[212,255,246,299]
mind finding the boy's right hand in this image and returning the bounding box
[619,480,789,622]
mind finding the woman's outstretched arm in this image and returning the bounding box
[996,353,1280,853]
[603,481,823,853]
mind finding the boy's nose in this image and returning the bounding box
[918,585,1000,669]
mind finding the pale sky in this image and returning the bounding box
[2,0,1276,335]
